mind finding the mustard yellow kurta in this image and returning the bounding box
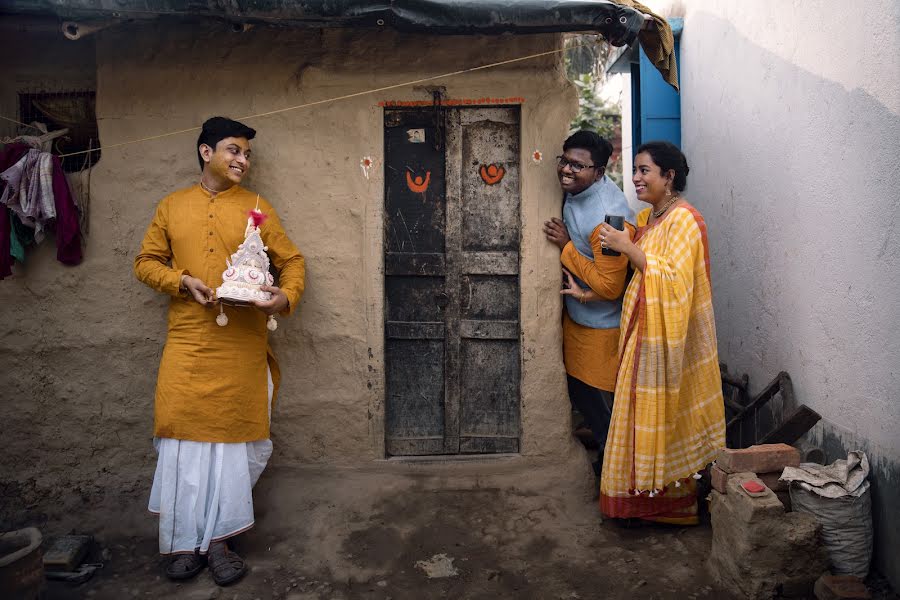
[560,222,636,392]
[134,184,305,443]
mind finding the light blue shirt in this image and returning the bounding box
[562,176,635,329]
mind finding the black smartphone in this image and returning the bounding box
[602,215,625,256]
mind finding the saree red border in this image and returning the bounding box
[600,489,697,519]
[379,97,525,107]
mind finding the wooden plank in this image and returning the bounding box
[460,437,519,454]
[385,276,446,322]
[460,320,518,340]
[385,321,445,340]
[459,113,520,253]
[386,437,445,456]
[460,251,518,275]
[384,339,445,450]
[442,108,463,454]
[383,110,446,255]
[727,371,790,430]
[453,106,521,454]
[759,405,822,445]
[384,252,445,276]
[461,274,518,320]
[459,339,520,440]
[384,108,448,456]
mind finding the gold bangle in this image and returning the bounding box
[579,291,586,304]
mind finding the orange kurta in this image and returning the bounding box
[560,222,635,392]
[134,184,305,443]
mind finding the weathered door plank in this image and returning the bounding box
[384,109,448,456]
[451,107,521,454]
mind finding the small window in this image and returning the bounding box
[18,90,100,172]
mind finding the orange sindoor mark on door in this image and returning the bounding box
[479,164,505,185]
[379,97,525,107]
[406,171,431,193]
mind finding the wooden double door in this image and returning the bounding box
[384,107,521,456]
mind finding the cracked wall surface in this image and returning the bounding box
[0,21,583,525]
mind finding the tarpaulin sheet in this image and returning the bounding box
[4,0,676,84]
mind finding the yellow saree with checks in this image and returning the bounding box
[600,204,725,523]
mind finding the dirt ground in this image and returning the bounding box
[25,455,734,600]
[21,455,897,600]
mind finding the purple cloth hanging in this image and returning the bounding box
[50,155,82,265]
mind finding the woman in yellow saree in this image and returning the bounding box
[596,142,725,524]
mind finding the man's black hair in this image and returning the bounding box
[562,130,614,169]
[197,117,256,171]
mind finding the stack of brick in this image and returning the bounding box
[711,443,799,509]
[707,444,828,599]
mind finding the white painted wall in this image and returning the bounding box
[654,0,900,585]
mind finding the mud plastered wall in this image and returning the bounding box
[0,22,579,526]
[0,25,96,139]
[673,0,900,586]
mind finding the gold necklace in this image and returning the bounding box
[199,180,221,195]
[652,194,679,218]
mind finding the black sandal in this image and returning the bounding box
[165,552,205,581]
[207,542,248,586]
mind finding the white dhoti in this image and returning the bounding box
[148,369,274,555]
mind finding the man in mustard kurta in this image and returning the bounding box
[543,131,635,478]
[134,117,304,586]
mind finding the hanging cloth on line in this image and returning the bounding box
[0,142,83,279]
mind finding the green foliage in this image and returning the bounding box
[570,73,618,139]
[569,74,624,189]
[564,35,625,189]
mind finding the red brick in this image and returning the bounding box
[711,467,755,494]
[711,464,728,493]
[814,574,871,599]
[759,471,789,492]
[716,443,800,474]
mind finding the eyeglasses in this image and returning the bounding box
[556,156,597,173]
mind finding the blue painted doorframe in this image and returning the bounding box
[636,18,682,148]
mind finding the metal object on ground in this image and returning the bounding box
[44,563,102,584]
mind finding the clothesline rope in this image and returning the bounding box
[2,43,584,159]
[0,115,46,133]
